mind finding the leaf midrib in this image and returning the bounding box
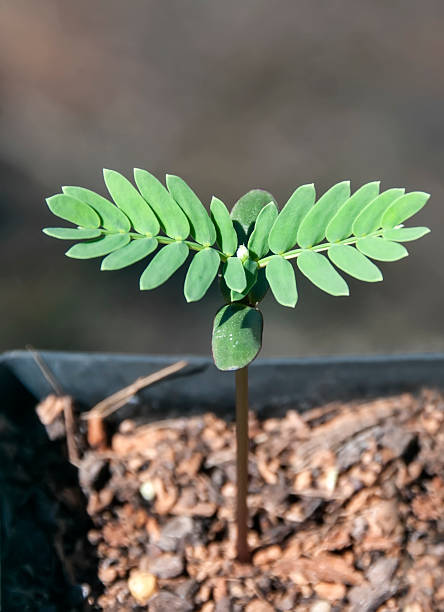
[93,226,387,269]
[257,229,385,268]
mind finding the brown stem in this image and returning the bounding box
[235,366,250,563]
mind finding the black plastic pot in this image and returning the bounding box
[2,349,444,418]
[1,349,443,610]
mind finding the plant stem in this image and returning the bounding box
[235,366,250,563]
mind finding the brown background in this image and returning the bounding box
[1,0,442,358]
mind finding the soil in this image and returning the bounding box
[2,388,444,611]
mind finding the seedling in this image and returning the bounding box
[43,170,431,561]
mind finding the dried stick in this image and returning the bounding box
[27,346,80,466]
[83,360,188,421]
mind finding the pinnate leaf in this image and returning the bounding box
[133,169,189,240]
[223,257,247,292]
[46,194,100,229]
[140,241,189,290]
[248,202,278,259]
[184,248,220,302]
[328,244,382,282]
[381,191,430,229]
[166,175,216,246]
[297,250,349,296]
[101,237,157,270]
[62,186,131,232]
[356,237,408,261]
[352,188,404,236]
[297,181,350,248]
[269,184,315,254]
[212,303,263,371]
[231,189,276,244]
[104,169,160,236]
[43,227,102,240]
[325,181,380,242]
[382,227,430,242]
[265,255,298,307]
[66,234,130,259]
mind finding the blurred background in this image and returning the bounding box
[1,0,442,359]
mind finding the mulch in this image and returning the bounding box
[2,388,444,611]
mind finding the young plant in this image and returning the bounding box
[43,170,431,561]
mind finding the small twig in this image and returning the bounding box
[27,345,80,466]
[26,344,64,395]
[82,360,188,421]
[62,396,80,465]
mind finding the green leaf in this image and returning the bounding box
[230,258,258,302]
[212,303,263,371]
[134,169,189,240]
[46,194,100,229]
[325,181,380,242]
[140,241,189,290]
[166,175,216,246]
[184,248,220,302]
[101,237,158,270]
[65,234,130,259]
[269,184,316,254]
[43,227,102,240]
[265,256,298,307]
[356,237,408,261]
[248,202,278,259]
[210,197,238,256]
[297,181,350,248]
[248,268,269,305]
[352,188,404,236]
[230,189,276,244]
[218,273,232,304]
[297,251,349,296]
[382,227,430,242]
[103,169,160,236]
[62,186,131,232]
[328,245,382,282]
[223,257,247,292]
[381,191,430,229]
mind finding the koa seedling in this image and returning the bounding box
[43,170,431,561]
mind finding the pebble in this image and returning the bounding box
[127,569,157,604]
[119,419,136,434]
[157,516,195,551]
[139,480,156,501]
[314,582,346,601]
[149,591,193,612]
[403,604,423,612]
[98,565,117,585]
[366,557,398,586]
[149,554,184,579]
[310,602,331,612]
[173,579,199,601]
